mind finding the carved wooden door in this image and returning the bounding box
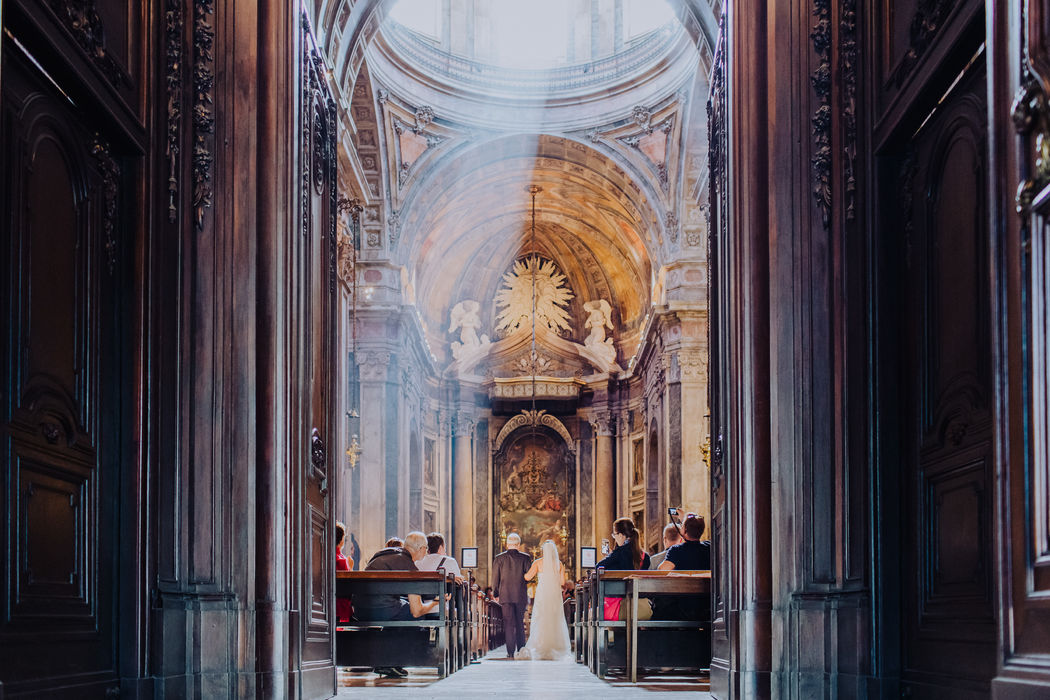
[706,20,731,692]
[293,18,339,698]
[0,16,132,697]
[894,56,996,699]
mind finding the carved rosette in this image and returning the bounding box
[90,136,120,274]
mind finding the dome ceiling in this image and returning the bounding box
[400,134,655,363]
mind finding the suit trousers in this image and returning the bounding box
[501,601,527,656]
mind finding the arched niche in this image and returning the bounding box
[492,423,576,572]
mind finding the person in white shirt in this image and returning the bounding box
[416,532,464,582]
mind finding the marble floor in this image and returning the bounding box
[337,647,712,698]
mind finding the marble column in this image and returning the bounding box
[452,409,476,554]
[591,411,616,548]
[357,350,391,557]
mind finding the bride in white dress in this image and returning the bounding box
[515,539,572,660]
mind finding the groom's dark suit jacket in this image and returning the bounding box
[491,549,532,604]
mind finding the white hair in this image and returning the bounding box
[403,531,428,554]
[506,532,521,546]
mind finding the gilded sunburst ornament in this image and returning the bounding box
[494,256,574,335]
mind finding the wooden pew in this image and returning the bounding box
[624,572,711,682]
[588,568,711,679]
[335,571,452,678]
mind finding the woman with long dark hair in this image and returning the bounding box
[594,516,651,621]
[596,516,651,571]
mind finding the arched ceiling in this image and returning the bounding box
[401,134,656,359]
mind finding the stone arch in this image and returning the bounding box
[493,410,574,453]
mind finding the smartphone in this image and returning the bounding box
[668,507,678,516]
[601,538,611,555]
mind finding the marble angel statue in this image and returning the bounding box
[449,299,491,360]
[583,299,617,368]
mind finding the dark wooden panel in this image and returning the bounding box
[1,41,126,696]
[896,58,995,694]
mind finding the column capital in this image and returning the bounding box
[357,350,391,382]
[590,410,616,437]
[452,410,476,437]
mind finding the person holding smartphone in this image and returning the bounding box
[594,517,651,621]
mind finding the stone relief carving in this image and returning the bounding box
[449,300,492,361]
[495,257,574,335]
[494,409,573,451]
[358,351,391,381]
[589,411,616,437]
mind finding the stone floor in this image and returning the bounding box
[337,646,712,698]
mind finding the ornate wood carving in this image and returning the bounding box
[50,0,125,85]
[311,428,327,469]
[192,0,215,230]
[841,0,858,222]
[810,0,833,229]
[891,0,954,88]
[166,0,184,222]
[90,136,119,275]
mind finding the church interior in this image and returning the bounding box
[2,0,1050,698]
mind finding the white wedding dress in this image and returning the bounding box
[516,540,572,661]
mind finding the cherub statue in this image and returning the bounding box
[449,299,491,360]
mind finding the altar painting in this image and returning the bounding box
[494,428,575,569]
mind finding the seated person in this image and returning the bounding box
[353,531,441,621]
[654,514,711,620]
[335,522,353,624]
[416,532,464,582]
[385,537,404,548]
[595,517,651,621]
[650,522,684,568]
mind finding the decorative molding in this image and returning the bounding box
[90,136,119,275]
[50,0,125,86]
[493,409,573,451]
[165,0,183,223]
[589,411,616,437]
[891,0,954,88]
[452,410,476,438]
[357,351,391,381]
[311,428,327,469]
[676,350,708,382]
[1012,79,1050,215]
[192,0,215,231]
[841,0,858,222]
[810,0,833,229]
[665,212,679,244]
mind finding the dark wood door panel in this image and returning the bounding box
[9,0,146,129]
[897,57,995,694]
[1,45,125,696]
[873,0,984,147]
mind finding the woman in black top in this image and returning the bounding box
[595,517,651,621]
[595,516,651,571]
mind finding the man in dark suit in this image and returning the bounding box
[491,532,532,658]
